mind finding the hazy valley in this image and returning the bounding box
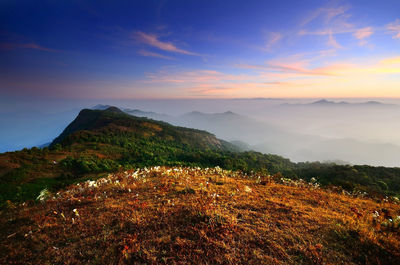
[90,99,400,167]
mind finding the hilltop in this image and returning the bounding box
[51,107,233,151]
[1,167,399,264]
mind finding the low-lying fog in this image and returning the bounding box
[2,97,400,167]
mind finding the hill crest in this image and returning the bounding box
[51,106,236,151]
[1,166,399,264]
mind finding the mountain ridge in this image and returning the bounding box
[51,106,235,152]
[281,99,398,107]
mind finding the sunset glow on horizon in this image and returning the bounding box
[1,0,400,99]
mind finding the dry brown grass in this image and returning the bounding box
[1,166,400,264]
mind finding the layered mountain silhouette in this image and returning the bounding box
[115,108,400,167]
[282,99,398,107]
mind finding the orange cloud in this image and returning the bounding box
[245,55,400,78]
[134,54,400,98]
[238,60,336,77]
[386,19,400,39]
[354,27,373,39]
[133,31,199,55]
[353,27,373,46]
[144,69,252,84]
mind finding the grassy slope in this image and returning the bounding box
[1,167,399,264]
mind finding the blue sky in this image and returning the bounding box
[1,0,400,99]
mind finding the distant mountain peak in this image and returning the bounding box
[104,106,125,114]
[50,107,236,151]
[364,100,382,105]
[185,110,238,116]
[51,107,127,146]
[287,99,396,107]
[91,104,112,110]
[92,105,126,114]
[311,99,334,104]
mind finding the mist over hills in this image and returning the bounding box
[282,99,399,107]
[123,108,171,122]
[3,106,400,206]
[0,109,78,152]
[101,105,400,167]
[2,98,400,167]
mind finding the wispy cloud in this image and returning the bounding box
[301,6,350,26]
[300,22,374,47]
[327,30,342,49]
[263,32,282,52]
[237,61,337,77]
[298,4,355,50]
[233,55,400,97]
[237,52,400,83]
[137,69,264,97]
[137,49,175,60]
[353,27,373,46]
[133,31,199,56]
[0,42,57,52]
[144,69,251,84]
[386,19,400,39]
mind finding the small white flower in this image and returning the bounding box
[372,211,379,218]
[73,208,79,217]
[87,180,97,188]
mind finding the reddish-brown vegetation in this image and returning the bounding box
[1,167,400,264]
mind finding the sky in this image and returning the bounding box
[1,0,400,100]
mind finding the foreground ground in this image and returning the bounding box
[1,167,400,264]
